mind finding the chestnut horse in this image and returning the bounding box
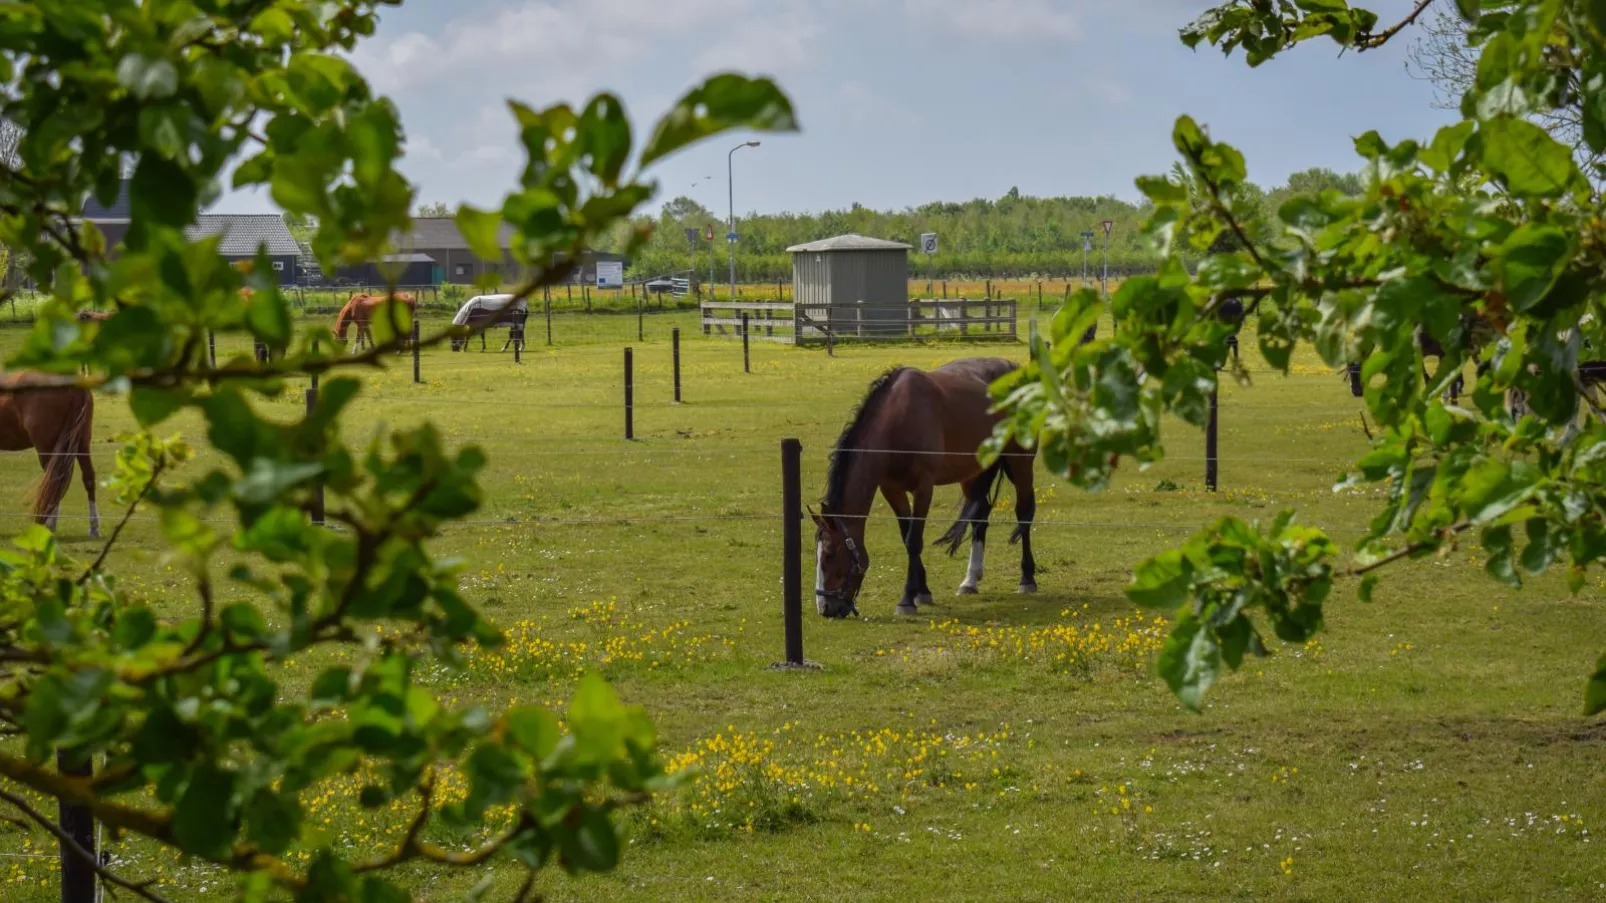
[0,376,99,537]
[812,358,1038,618]
[334,292,417,352]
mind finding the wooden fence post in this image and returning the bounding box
[742,312,751,374]
[411,318,421,384]
[56,752,95,903]
[544,289,552,346]
[307,386,325,525]
[208,329,216,367]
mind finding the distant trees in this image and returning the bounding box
[618,170,1364,282]
[416,201,451,217]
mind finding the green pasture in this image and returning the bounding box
[0,308,1602,902]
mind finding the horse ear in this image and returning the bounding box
[807,506,827,530]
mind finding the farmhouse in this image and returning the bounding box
[79,184,303,286]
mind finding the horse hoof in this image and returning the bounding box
[896,604,920,616]
[1018,583,1038,595]
[915,593,934,607]
[956,585,979,596]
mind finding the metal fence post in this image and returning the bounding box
[1205,387,1219,493]
[781,438,803,666]
[624,347,634,440]
[742,312,750,374]
[411,317,421,384]
[208,329,216,368]
[544,289,552,346]
[672,327,682,403]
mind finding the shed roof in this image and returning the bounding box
[379,252,436,263]
[786,233,911,253]
[185,215,302,257]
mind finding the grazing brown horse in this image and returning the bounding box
[334,292,417,352]
[0,375,99,537]
[812,358,1038,618]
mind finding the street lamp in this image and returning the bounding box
[728,140,760,301]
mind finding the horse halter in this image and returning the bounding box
[816,531,867,617]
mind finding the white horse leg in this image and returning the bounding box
[88,500,101,540]
[814,541,828,615]
[958,537,985,594]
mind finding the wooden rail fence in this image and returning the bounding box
[699,298,1019,346]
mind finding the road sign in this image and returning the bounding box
[684,227,699,247]
[920,232,938,255]
[726,231,738,243]
[596,260,624,288]
[1101,220,1114,237]
[1083,236,1093,252]
[704,224,715,242]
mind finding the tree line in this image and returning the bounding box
[610,168,1365,283]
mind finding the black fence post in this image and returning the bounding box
[411,317,421,384]
[637,290,644,342]
[672,327,682,403]
[208,329,217,368]
[742,312,751,374]
[1205,388,1219,493]
[56,751,95,903]
[544,289,553,346]
[624,346,634,441]
[307,386,325,525]
[781,437,804,666]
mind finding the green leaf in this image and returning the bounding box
[1496,225,1572,313]
[455,207,504,262]
[1455,0,1480,22]
[1358,574,1380,602]
[1477,118,1577,197]
[130,385,192,427]
[244,790,302,856]
[1157,611,1219,713]
[116,54,178,100]
[560,807,620,873]
[1128,548,1192,609]
[247,281,293,348]
[173,766,238,858]
[130,156,197,228]
[640,75,797,168]
[1586,652,1606,716]
[505,706,561,760]
[576,93,633,183]
[1458,459,1537,523]
[112,607,157,650]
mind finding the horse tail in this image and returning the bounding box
[34,391,91,528]
[935,457,1008,556]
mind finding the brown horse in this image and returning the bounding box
[334,292,417,352]
[0,376,98,537]
[812,358,1038,618]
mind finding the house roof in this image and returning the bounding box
[185,214,302,257]
[786,233,911,253]
[379,252,436,263]
[398,217,519,252]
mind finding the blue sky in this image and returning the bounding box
[214,0,1454,218]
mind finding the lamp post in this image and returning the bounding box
[1100,219,1114,297]
[728,140,760,302]
[690,176,710,292]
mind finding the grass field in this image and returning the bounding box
[1,307,1603,902]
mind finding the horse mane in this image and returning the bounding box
[822,366,908,512]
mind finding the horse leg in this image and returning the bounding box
[900,482,934,616]
[481,331,487,352]
[881,485,922,613]
[1006,454,1038,594]
[956,479,996,596]
[79,434,98,540]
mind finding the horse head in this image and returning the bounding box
[811,506,866,618]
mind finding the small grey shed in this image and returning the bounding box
[787,233,910,336]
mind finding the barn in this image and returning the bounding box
[334,253,437,287]
[184,215,302,285]
[786,233,911,336]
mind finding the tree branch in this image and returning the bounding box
[0,784,174,903]
[1346,521,1473,578]
[1356,0,1439,51]
[78,460,167,585]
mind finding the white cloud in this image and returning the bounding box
[406,134,443,160]
[350,0,805,96]
[902,0,1079,43]
[694,8,822,76]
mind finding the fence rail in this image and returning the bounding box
[699,298,1020,346]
